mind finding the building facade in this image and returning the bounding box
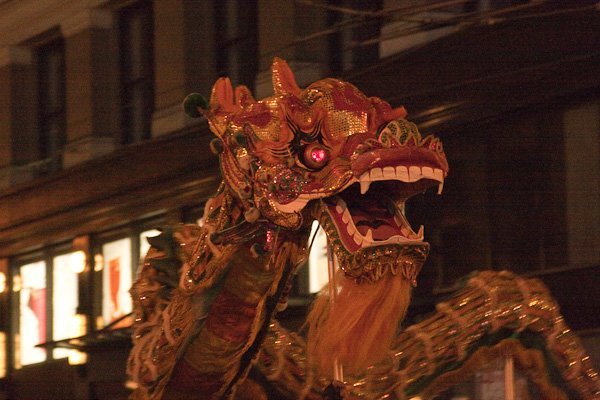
[0,0,598,398]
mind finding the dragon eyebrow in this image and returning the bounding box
[286,114,322,143]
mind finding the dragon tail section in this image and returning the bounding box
[257,270,600,399]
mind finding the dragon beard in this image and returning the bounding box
[307,180,432,377]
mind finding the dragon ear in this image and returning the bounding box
[210,77,237,113]
[235,85,256,108]
[272,57,301,96]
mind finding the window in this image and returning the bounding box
[328,0,383,74]
[12,250,85,368]
[37,38,66,162]
[16,261,46,367]
[139,229,161,261]
[119,1,154,144]
[214,0,258,88]
[289,221,332,298]
[51,252,82,360]
[94,224,162,329]
[101,238,132,326]
[308,221,330,294]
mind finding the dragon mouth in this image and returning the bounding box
[322,166,444,253]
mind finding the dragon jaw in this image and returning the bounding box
[314,164,443,285]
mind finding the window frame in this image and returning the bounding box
[37,37,66,164]
[214,0,259,89]
[118,0,155,145]
[90,217,164,330]
[9,242,82,370]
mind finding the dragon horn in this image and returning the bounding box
[235,85,256,108]
[210,77,237,113]
[272,57,301,96]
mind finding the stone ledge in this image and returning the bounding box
[63,136,115,169]
[0,46,32,67]
[61,8,113,37]
[151,104,202,138]
[0,165,31,191]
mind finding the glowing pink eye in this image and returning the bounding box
[303,143,330,169]
[311,148,326,163]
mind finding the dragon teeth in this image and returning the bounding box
[357,166,444,195]
[359,173,370,194]
[342,209,351,224]
[370,168,383,180]
[437,181,444,195]
[346,223,355,236]
[408,166,421,182]
[422,166,434,179]
[360,179,371,194]
[396,166,409,181]
[364,229,374,242]
[383,166,396,178]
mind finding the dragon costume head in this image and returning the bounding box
[188,58,448,286]
[185,58,448,376]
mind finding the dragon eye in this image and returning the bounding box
[302,142,330,169]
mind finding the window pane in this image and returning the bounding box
[0,331,6,378]
[214,0,258,88]
[124,14,144,79]
[102,238,132,325]
[38,39,65,159]
[120,1,154,144]
[52,252,81,360]
[308,221,330,293]
[45,49,64,112]
[18,261,47,367]
[139,229,161,262]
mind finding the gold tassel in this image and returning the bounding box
[306,269,412,377]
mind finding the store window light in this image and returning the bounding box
[0,272,6,293]
[18,261,47,366]
[94,254,104,272]
[308,221,330,293]
[0,331,6,378]
[67,314,87,365]
[12,275,21,292]
[139,229,161,261]
[102,238,132,325]
[69,250,86,274]
[53,252,80,360]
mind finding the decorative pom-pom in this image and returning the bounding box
[244,207,260,223]
[239,185,253,199]
[210,138,223,154]
[233,132,247,147]
[183,93,209,118]
[209,232,222,244]
[250,243,265,258]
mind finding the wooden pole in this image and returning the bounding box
[504,355,515,400]
[327,243,344,382]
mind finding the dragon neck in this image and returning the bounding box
[166,183,311,398]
